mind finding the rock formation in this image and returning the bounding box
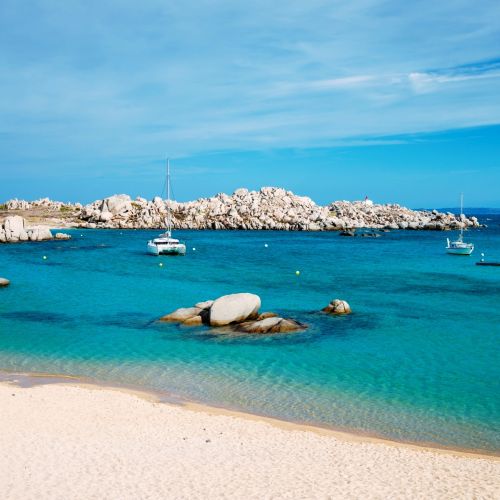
[54,233,72,240]
[160,293,307,334]
[322,299,352,315]
[0,216,71,243]
[3,187,481,231]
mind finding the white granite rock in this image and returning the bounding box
[209,293,261,326]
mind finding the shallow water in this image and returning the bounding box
[1,220,499,452]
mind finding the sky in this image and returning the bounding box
[0,0,499,208]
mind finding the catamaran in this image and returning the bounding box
[446,194,474,256]
[147,159,186,256]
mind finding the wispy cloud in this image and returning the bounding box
[408,59,500,93]
[0,0,499,168]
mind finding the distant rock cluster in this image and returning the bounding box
[5,198,81,211]
[3,187,480,231]
[0,216,71,243]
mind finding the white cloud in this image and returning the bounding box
[0,0,499,163]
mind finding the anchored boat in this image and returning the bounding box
[446,194,474,256]
[147,159,186,256]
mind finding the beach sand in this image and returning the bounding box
[0,381,499,499]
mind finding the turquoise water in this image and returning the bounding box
[1,221,499,452]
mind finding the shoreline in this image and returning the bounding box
[1,369,498,460]
[2,373,499,499]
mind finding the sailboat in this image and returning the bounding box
[147,159,186,256]
[446,194,474,256]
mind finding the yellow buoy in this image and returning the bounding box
[43,256,47,260]
[295,270,300,276]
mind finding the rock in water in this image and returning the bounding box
[238,317,283,333]
[237,317,306,334]
[3,215,25,241]
[322,299,352,315]
[55,233,72,240]
[160,307,202,322]
[195,300,214,309]
[209,293,261,326]
[159,293,307,334]
[183,315,203,326]
[0,278,10,287]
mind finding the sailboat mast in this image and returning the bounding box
[167,158,171,233]
[460,192,464,239]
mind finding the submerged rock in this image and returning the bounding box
[236,317,306,334]
[340,230,356,237]
[0,278,10,287]
[322,299,352,315]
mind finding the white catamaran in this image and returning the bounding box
[446,194,474,256]
[147,159,186,256]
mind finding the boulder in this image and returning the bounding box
[209,293,261,326]
[256,312,278,320]
[105,194,132,215]
[183,315,203,326]
[159,293,307,335]
[238,317,283,333]
[36,227,53,241]
[237,317,306,334]
[55,233,72,240]
[4,215,24,239]
[322,299,352,315]
[0,278,10,287]
[160,307,202,322]
[195,300,214,309]
[275,319,307,332]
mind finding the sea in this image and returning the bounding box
[1,216,499,453]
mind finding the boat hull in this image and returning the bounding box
[147,241,186,256]
[446,237,474,256]
[446,246,474,255]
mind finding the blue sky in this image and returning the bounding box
[1,0,499,207]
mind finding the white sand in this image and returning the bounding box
[0,382,499,500]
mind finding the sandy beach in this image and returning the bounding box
[0,380,498,499]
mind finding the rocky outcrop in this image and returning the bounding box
[77,188,480,231]
[322,299,352,315]
[4,188,481,231]
[0,216,71,243]
[0,278,10,287]
[160,293,307,334]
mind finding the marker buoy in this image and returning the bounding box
[43,256,47,260]
[264,243,268,248]
[192,247,196,251]
[295,270,300,276]
[159,262,163,267]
